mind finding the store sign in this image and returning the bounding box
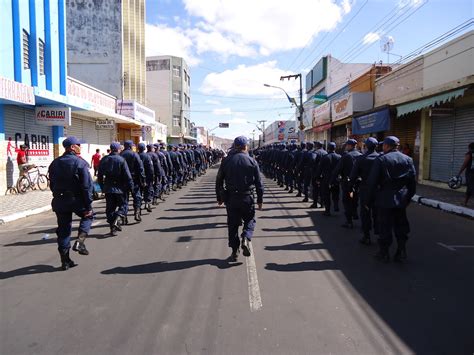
[0,76,35,105]
[131,128,143,137]
[95,120,115,130]
[313,94,327,105]
[117,100,155,126]
[311,57,328,88]
[331,94,353,121]
[35,107,71,126]
[312,101,331,128]
[352,108,390,135]
[67,78,116,114]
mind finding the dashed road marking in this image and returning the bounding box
[246,243,263,312]
[437,242,474,251]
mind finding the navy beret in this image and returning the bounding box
[365,137,378,148]
[62,136,82,148]
[110,142,121,151]
[384,136,400,145]
[124,140,134,148]
[328,142,336,149]
[137,142,146,150]
[234,136,248,146]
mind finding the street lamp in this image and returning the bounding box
[263,84,296,106]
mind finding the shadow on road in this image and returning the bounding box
[158,214,227,221]
[265,260,338,272]
[0,264,59,279]
[265,241,325,251]
[146,222,226,233]
[4,234,105,247]
[101,259,243,274]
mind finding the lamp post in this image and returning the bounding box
[247,120,266,145]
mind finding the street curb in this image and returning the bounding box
[411,194,474,219]
[0,205,52,225]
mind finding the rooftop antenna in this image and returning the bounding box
[380,35,395,64]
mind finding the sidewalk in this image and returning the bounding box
[412,184,474,219]
[0,190,52,224]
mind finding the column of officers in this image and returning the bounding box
[48,136,224,271]
[256,135,417,263]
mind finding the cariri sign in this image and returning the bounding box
[35,107,71,126]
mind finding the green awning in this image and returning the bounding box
[396,87,467,117]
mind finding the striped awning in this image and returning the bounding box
[396,87,467,117]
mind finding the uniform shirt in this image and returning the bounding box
[311,148,328,178]
[138,151,155,182]
[315,151,341,180]
[97,153,133,194]
[367,150,417,208]
[121,148,145,183]
[331,149,362,183]
[48,151,93,210]
[147,151,163,179]
[216,151,264,204]
[350,150,380,186]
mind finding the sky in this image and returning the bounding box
[145,0,473,139]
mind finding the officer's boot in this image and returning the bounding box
[229,247,240,262]
[288,187,294,193]
[59,248,76,271]
[109,224,118,237]
[296,191,302,197]
[134,208,142,222]
[241,236,251,257]
[393,242,407,262]
[121,215,129,226]
[152,196,158,206]
[146,203,153,213]
[113,215,122,231]
[72,232,89,255]
[374,246,390,263]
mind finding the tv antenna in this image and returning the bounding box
[380,35,395,64]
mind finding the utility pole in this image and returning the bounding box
[280,74,304,131]
[257,120,267,144]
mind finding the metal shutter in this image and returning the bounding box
[430,115,455,182]
[68,117,83,138]
[98,129,113,145]
[453,107,474,184]
[82,120,98,144]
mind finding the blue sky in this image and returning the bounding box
[145,0,473,139]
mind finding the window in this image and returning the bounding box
[172,116,180,127]
[187,74,190,86]
[184,70,188,83]
[173,90,181,102]
[39,39,45,75]
[22,30,30,69]
[173,65,181,77]
[183,93,188,106]
[146,59,170,71]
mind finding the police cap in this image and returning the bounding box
[383,136,400,146]
[62,136,82,148]
[137,142,146,150]
[364,137,378,149]
[346,139,357,146]
[234,136,248,147]
[124,140,134,148]
[328,142,336,149]
[110,142,121,152]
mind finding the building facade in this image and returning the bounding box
[146,55,194,143]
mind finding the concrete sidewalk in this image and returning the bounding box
[0,190,52,224]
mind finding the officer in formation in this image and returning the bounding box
[255,135,416,263]
[216,136,264,262]
[49,136,223,270]
[48,137,94,270]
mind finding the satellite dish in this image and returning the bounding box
[380,36,395,53]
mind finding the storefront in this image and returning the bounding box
[312,101,331,145]
[117,100,156,145]
[352,106,392,143]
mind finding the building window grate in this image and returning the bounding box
[39,39,45,75]
[23,30,30,69]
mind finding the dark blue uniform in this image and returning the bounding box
[367,149,416,260]
[121,146,145,218]
[332,147,362,226]
[147,146,163,204]
[97,152,133,229]
[350,149,380,241]
[311,147,327,207]
[300,143,315,201]
[216,150,264,256]
[315,149,341,214]
[138,147,155,208]
[49,150,93,262]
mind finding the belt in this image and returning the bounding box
[53,191,75,198]
[229,190,253,195]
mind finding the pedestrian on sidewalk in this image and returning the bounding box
[98,143,133,236]
[48,136,94,270]
[367,136,417,263]
[91,149,101,176]
[457,142,474,207]
[216,136,264,262]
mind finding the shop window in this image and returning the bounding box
[23,30,30,69]
[39,39,45,75]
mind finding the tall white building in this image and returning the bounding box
[146,55,194,143]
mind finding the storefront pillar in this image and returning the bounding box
[419,108,431,181]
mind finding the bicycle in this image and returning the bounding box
[16,165,49,194]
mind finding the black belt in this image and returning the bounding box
[229,190,253,195]
[53,191,75,198]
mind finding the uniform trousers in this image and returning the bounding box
[226,195,256,250]
[359,187,378,236]
[105,193,127,224]
[342,181,358,222]
[377,207,410,249]
[124,183,142,214]
[321,179,339,212]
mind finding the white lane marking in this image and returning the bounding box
[437,242,474,251]
[246,243,263,312]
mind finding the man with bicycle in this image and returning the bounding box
[49,137,94,271]
[17,144,35,176]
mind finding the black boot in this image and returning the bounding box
[113,215,122,231]
[146,203,153,212]
[302,197,309,203]
[121,215,129,226]
[134,209,142,222]
[59,248,76,271]
[359,235,371,245]
[310,202,320,208]
[241,237,251,257]
[288,188,294,193]
[228,247,240,262]
[341,221,354,229]
[110,224,118,237]
[296,192,302,197]
[72,232,89,255]
[374,248,390,263]
[393,245,407,262]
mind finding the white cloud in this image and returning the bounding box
[205,99,221,105]
[398,0,424,8]
[363,32,381,45]
[201,61,299,97]
[183,0,352,55]
[212,108,232,115]
[145,24,200,66]
[229,117,248,125]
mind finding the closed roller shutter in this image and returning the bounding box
[68,117,83,138]
[98,129,113,145]
[430,116,455,182]
[453,107,474,184]
[4,106,54,181]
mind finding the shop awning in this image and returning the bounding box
[396,87,467,117]
[352,108,390,135]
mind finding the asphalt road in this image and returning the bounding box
[1,166,473,355]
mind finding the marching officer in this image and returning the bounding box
[294,142,306,197]
[367,136,417,262]
[300,142,315,203]
[315,142,341,216]
[48,136,94,270]
[332,139,362,229]
[216,136,264,262]
[97,142,133,236]
[137,143,154,213]
[147,143,162,205]
[121,140,145,222]
[350,138,380,245]
[310,141,327,208]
